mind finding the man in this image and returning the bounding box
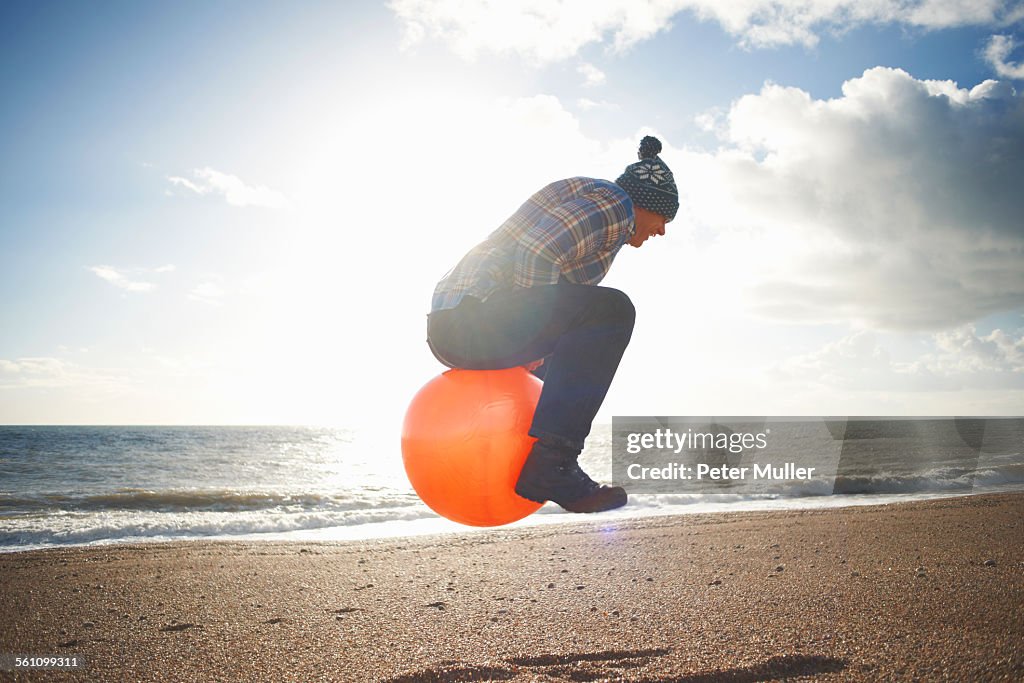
[427,136,679,513]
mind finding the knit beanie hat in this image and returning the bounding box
[615,136,679,221]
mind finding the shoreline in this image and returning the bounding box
[1,492,1022,681]
[4,487,1016,557]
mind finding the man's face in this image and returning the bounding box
[628,206,668,247]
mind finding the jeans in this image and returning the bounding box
[426,284,636,453]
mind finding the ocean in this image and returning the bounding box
[1,419,1022,553]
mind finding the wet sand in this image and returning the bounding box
[1,492,1022,682]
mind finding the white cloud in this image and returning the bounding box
[694,111,717,132]
[167,167,289,209]
[929,324,1024,373]
[389,0,1023,63]
[1006,4,1024,24]
[774,326,1024,392]
[905,0,1008,28]
[0,358,71,389]
[167,175,203,194]
[774,331,905,390]
[390,0,669,64]
[0,357,132,392]
[189,282,226,306]
[681,67,1024,330]
[985,34,1024,79]
[577,61,606,86]
[89,265,157,293]
[576,97,619,111]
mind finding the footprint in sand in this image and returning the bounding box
[385,650,850,682]
[159,623,199,632]
[330,607,361,615]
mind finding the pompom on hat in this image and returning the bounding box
[615,135,679,221]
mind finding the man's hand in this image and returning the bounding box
[522,358,545,372]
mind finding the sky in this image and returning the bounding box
[1,0,1022,425]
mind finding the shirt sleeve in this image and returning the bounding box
[512,194,620,289]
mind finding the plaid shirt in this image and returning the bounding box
[431,177,635,312]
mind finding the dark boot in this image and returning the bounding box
[515,441,627,513]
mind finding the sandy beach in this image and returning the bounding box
[1,492,1022,682]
